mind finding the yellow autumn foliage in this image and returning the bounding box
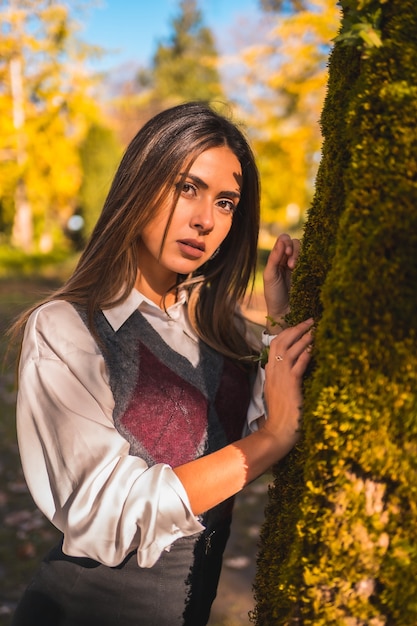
[0,0,102,251]
[237,0,341,235]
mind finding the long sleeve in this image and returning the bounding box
[16,301,203,568]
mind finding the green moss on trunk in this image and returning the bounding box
[253,1,417,624]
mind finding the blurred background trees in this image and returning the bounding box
[0,0,104,254]
[149,0,224,104]
[238,0,340,245]
[0,0,340,261]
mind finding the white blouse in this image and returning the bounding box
[16,289,265,569]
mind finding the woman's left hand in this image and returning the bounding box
[263,234,300,333]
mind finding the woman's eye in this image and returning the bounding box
[217,199,236,214]
[180,182,196,197]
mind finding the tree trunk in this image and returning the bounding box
[10,55,33,252]
[12,179,33,252]
[253,1,417,624]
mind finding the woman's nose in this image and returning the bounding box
[190,201,214,233]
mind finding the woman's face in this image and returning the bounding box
[137,145,242,291]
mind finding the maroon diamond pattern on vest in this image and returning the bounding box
[120,341,208,467]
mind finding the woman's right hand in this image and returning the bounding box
[173,319,314,516]
[260,318,314,459]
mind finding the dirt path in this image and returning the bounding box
[208,294,269,625]
[208,476,270,626]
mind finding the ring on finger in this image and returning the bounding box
[275,355,284,362]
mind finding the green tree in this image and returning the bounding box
[253,1,417,623]
[149,0,224,105]
[0,0,101,252]
[78,123,122,238]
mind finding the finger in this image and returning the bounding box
[269,318,314,353]
[265,234,292,268]
[275,234,293,261]
[286,239,301,270]
[278,233,300,257]
[287,327,314,360]
[269,236,300,273]
[268,321,314,369]
[270,331,313,370]
[291,343,313,378]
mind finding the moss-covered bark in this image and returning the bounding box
[253,1,417,624]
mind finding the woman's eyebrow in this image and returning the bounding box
[180,173,241,197]
[180,173,208,189]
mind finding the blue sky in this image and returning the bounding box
[80,0,264,72]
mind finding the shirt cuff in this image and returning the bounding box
[262,330,277,347]
[135,466,205,567]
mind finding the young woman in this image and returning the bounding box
[11,101,313,626]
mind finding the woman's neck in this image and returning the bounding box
[134,272,177,309]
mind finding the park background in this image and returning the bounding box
[0,1,341,624]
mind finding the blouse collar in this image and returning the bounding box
[102,287,187,332]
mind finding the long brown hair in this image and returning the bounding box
[12,102,261,363]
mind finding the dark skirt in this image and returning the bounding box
[11,521,231,626]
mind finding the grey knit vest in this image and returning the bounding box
[90,307,251,472]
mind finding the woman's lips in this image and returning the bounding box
[177,239,206,259]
